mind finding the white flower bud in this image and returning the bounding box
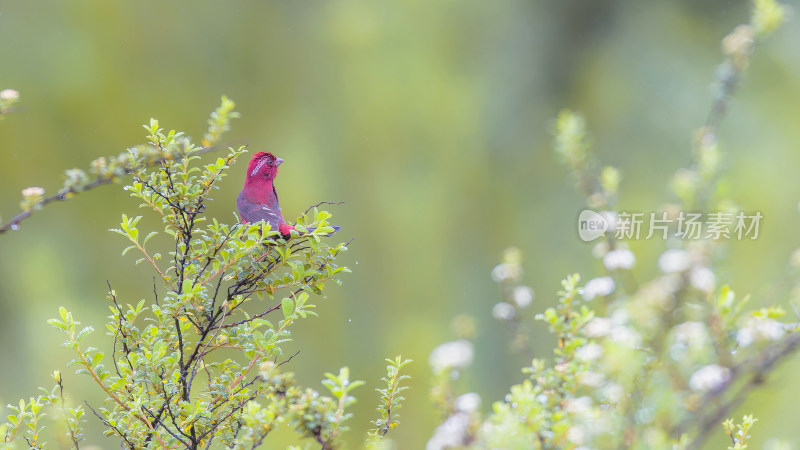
[0,89,19,100]
[454,393,481,413]
[492,302,516,321]
[689,364,731,392]
[512,286,534,307]
[583,277,615,300]
[429,340,474,373]
[603,249,636,270]
[658,249,691,273]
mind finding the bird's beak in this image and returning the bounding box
[275,158,284,166]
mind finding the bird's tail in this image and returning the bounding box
[304,225,341,237]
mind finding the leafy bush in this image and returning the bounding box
[1,100,411,449]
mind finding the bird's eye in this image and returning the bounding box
[267,159,273,166]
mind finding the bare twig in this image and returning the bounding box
[85,401,137,449]
[220,303,283,329]
[303,201,344,216]
[277,350,301,368]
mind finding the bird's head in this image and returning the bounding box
[246,151,284,182]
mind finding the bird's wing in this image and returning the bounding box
[237,192,285,231]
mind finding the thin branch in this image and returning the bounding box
[196,392,260,443]
[277,350,301,368]
[1,177,113,234]
[0,145,223,235]
[106,281,126,378]
[142,401,170,446]
[220,303,282,329]
[676,331,800,448]
[55,377,81,449]
[152,277,160,306]
[303,201,344,216]
[85,401,137,449]
[227,352,263,394]
[143,404,192,447]
[189,306,231,389]
[208,377,260,415]
[175,317,189,401]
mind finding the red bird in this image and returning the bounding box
[237,151,338,238]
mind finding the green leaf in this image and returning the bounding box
[281,297,294,318]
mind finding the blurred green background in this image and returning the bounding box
[1,1,799,448]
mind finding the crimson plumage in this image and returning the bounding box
[237,151,295,236]
[237,151,339,238]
